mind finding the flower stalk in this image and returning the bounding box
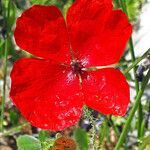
[120,0,143,142]
[115,69,150,149]
[0,122,30,137]
[0,0,10,132]
[124,48,150,74]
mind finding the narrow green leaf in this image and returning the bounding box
[99,120,109,146]
[74,128,88,150]
[9,110,19,126]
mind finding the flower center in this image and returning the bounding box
[71,60,87,84]
[71,60,83,75]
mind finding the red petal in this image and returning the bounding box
[82,68,130,116]
[10,58,83,131]
[67,0,132,67]
[14,5,70,63]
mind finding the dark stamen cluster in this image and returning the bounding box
[71,60,83,74]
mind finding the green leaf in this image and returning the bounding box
[30,0,50,5]
[113,0,145,21]
[74,128,88,150]
[126,0,142,21]
[9,110,19,126]
[41,140,54,150]
[140,135,150,150]
[38,130,49,142]
[17,135,42,150]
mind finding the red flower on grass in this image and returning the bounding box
[10,0,132,131]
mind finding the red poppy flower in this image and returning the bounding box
[10,0,132,131]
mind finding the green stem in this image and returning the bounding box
[106,116,120,137]
[115,70,150,149]
[128,38,140,90]
[120,0,128,14]
[128,40,143,139]
[0,0,10,132]
[120,0,143,141]
[0,122,29,137]
[124,48,150,74]
[0,39,8,132]
[98,120,108,149]
[0,40,5,47]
